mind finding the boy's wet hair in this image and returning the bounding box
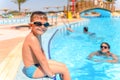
[30,11,47,21]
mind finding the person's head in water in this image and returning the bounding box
[100,42,110,53]
[83,27,88,33]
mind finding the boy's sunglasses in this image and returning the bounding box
[100,46,108,49]
[32,21,50,27]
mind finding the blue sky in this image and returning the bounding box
[0,0,68,13]
[0,0,120,14]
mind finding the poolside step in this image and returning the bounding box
[0,41,23,80]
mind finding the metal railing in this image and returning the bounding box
[47,29,59,80]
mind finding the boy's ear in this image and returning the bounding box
[29,23,32,26]
[28,23,33,29]
[29,23,32,27]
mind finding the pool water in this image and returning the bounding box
[50,9,120,80]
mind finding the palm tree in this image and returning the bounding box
[2,8,9,14]
[106,0,117,2]
[106,0,112,2]
[11,0,27,12]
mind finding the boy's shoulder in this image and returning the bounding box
[24,33,36,42]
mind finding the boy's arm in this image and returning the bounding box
[30,37,54,77]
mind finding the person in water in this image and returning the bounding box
[87,42,118,63]
[22,11,71,80]
[83,27,95,37]
[67,25,74,32]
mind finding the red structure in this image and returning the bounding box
[71,0,75,12]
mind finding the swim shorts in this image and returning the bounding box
[24,64,40,78]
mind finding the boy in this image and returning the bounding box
[22,11,71,80]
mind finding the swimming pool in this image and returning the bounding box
[50,9,120,80]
